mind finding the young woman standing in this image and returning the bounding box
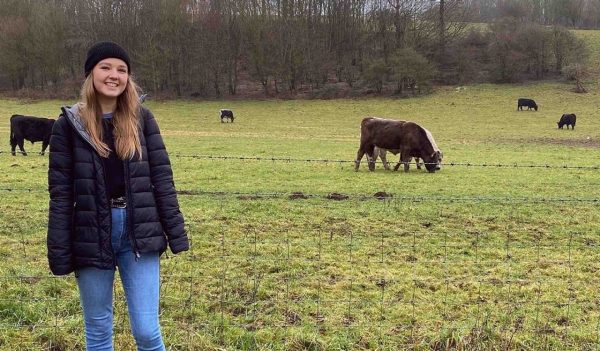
[47,41,189,351]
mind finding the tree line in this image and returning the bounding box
[0,0,590,98]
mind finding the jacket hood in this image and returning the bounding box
[61,105,99,153]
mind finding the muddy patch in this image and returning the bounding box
[289,192,309,200]
[326,192,349,201]
[373,191,393,200]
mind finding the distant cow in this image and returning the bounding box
[10,115,55,156]
[220,109,234,123]
[517,98,538,111]
[557,114,576,130]
[355,117,441,173]
[374,127,443,171]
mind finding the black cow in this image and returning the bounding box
[355,117,440,173]
[220,109,234,123]
[557,114,576,130]
[10,115,55,156]
[517,98,538,111]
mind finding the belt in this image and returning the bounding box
[110,196,127,208]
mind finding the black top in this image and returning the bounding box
[101,113,125,199]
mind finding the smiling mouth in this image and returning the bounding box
[106,82,118,87]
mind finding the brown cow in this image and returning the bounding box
[374,127,443,171]
[354,117,440,172]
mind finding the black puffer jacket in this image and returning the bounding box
[47,105,189,276]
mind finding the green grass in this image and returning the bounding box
[1,81,600,350]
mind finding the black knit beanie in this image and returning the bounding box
[84,41,131,77]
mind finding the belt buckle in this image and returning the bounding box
[111,196,127,208]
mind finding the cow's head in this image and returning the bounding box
[533,104,538,111]
[435,150,443,170]
[424,151,441,173]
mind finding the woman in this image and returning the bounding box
[47,41,189,351]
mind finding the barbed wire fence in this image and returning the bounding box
[169,153,600,170]
[2,150,600,170]
[0,155,599,349]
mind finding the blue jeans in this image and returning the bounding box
[76,208,165,351]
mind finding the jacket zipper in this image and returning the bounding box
[123,159,141,260]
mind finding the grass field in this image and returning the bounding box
[1,81,600,350]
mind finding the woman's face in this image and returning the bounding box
[92,58,128,101]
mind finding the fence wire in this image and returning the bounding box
[168,153,600,170]
[2,151,600,170]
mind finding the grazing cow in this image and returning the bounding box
[10,115,55,156]
[517,98,538,111]
[557,114,576,130]
[355,117,441,173]
[374,127,443,171]
[220,109,234,123]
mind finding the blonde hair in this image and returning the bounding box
[77,74,143,160]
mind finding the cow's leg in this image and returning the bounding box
[379,150,390,170]
[40,140,50,155]
[393,155,402,171]
[355,148,365,171]
[357,144,376,172]
[415,157,422,170]
[365,145,376,171]
[356,142,376,171]
[400,153,411,172]
[367,155,376,171]
[17,139,27,156]
[372,149,380,168]
[10,140,16,156]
